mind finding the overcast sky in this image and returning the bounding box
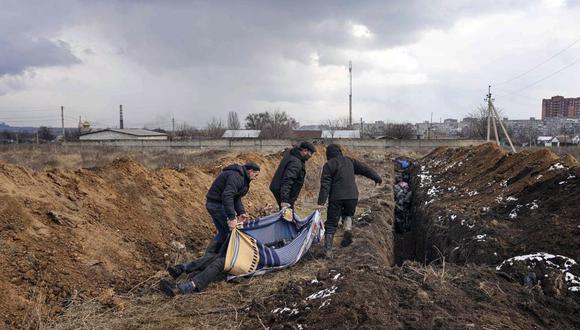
[1,0,579,129]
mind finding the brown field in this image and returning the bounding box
[0,143,578,329]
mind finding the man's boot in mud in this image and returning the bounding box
[324,233,334,259]
[204,239,221,256]
[341,216,353,247]
[159,279,197,297]
[167,264,185,279]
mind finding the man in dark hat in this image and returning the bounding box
[270,141,316,210]
[317,144,382,258]
[165,161,260,280]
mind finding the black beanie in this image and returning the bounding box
[299,141,316,153]
[244,161,261,171]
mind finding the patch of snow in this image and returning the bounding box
[427,186,439,197]
[495,195,504,203]
[418,174,432,188]
[528,201,539,210]
[497,253,580,293]
[306,286,338,300]
[272,307,300,316]
[567,173,576,180]
[467,190,479,197]
[475,234,487,241]
[310,279,319,284]
[319,299,332,309]
[447,186,457,192]
[506,196,518,202]
[332,273,342,281]
[500,180,508,188]
[536,174,543,180]
[450,214,457,221]
[482,207,490,212]
[558,181,567,185]
[508,204,522,219]
[424,199,435,206]
[548,163,565,171]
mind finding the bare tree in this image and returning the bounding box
[204,117,225,139]
[384,123,414,139]
[461,104,507,140]
[324,117,349,138]
[227,111,241,130]
[245,109,299,138]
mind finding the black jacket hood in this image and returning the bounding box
[290,147,306,162]
[223,164,249,182]
[326,144,343,160]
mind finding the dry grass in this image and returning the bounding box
[0,145,230,170]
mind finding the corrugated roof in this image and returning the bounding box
[292,130,322,138]
[80,129,167,137]
[222,130,261,138]
[321,130,361,139]
[537,136,555,141]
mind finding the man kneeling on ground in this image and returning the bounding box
[160,161,260,296]
[317,144,382,258]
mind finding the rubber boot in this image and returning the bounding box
[167,264,185,279]
[324,233,334,259]
[341,216,353,247]
[343,216,352,231]
[159,279,178,297]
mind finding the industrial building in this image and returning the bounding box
[79,129,168,141]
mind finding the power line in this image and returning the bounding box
[496,36,580,86]
[498,58,580,98]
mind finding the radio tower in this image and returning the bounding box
[349,60,352,128]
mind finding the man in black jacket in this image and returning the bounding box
[270,141,316,209]
[164,161,260,281]
[317,144,382,258]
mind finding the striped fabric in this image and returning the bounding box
[224,210,323,278]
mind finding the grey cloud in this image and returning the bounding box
[0,1,82,76]
[0,38,80,76]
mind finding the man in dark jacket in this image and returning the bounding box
[317,144,382,258]
[164,161,260,282]
[270,141,316,209]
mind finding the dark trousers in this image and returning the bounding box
[190,256,226,292]
[182,202,228,274]
[325,199,357,235]
[206,201,229,250]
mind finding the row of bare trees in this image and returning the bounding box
[170,110,299,139]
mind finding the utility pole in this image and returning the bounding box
[172,117,175,141]
[429,112,433,140]
[486,85,492,142]
[360,117,363,137]
[485,85,517,153]
[349,60,352,128]
[61,106,65,142]
[119,104,124,129]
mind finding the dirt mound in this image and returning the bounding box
[0,147,328,329]
[412,143,580,296]
[246,175,579,329]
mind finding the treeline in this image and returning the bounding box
[170,110,299,140]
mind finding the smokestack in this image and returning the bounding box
[119,104,124,129]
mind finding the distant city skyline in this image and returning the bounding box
[1,1,580,129]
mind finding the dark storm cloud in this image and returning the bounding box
[0,0,81,76]
[77,0,541,71]
[0,37,80,76]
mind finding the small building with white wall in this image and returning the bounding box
[79,129,168,141]
[222,130,261,138]
[321,130,361,139]
[537,136,559,147]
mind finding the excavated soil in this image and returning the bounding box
[0,147,328,329]
[1,144,579,329]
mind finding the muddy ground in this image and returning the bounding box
[0,144,579,329]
